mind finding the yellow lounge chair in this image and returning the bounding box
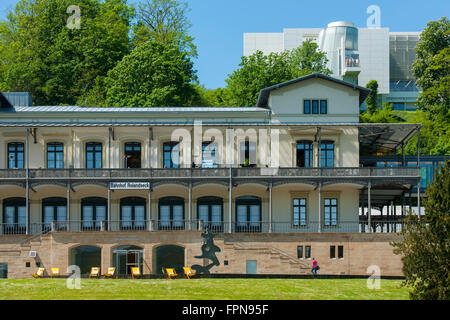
[165,268,178,279]
[104,267,116,278]
[50,267,60,278]
[32,267,45,278]
[131,267,141,279]
[183,267,195,279]
[89,267,100,278]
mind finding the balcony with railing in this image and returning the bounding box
[0,220,413,235]
[0,167,420,182]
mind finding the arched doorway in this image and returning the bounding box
[154,245,185,274]
[112,245,143,275]
[70,245,101,274]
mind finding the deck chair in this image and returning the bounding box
[32,267,45,278]
[131,267,141,279]
[50,267,60,278]
[165,268,178,279]
[89,267,100,278]
[183,267,195,279]
[103,267,116,278]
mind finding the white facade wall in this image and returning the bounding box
[357,28,390,93]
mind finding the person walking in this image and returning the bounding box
[311,258,320,276]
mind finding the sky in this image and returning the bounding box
[0,0,449,89]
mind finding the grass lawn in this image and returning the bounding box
[0,278,410,300]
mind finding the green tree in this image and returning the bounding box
[412,17,450,120]
[103,41,197,107]
[132,0,196,56]
[0,0,134,106]
[225,40,331,107]
[360,102,401,123]
[365,80,379,115]
[392,160,450,300]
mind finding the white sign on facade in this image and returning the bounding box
[109,182,150,190]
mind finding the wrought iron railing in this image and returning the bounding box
[0,167,420,180]
[0,220,414,235]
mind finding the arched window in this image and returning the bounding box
[85,142,102,168]
[158,197,184,230]
[296,140,313,168]
[120,197,146,230]
[320,140,335,167]
[113,245,143,275]
[81,197,107,231]
[197,196,223,232]
[154,245,184,275]
[70,245,101,275]
[2,198,26,234]
[42,197,67,232]
[235,196,261,232]
[7,142,24,169]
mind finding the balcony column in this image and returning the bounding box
[417,182,421,219]
[367,181,372,233]
[25,128,30,235]
[67,183,71,231]
[147,186,152,231]
[188,181,192,230]
[318,181,322,233]
[107,188,111,231]
[228,167,232,233]
[268,181,272,233]
[317,127,322,168]
[417,127,421,220]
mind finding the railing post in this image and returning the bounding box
[51,221,55,233]
[228,166,232,233]
[318,181,322,233]
[25,128,30,235]
[147,186,152,231]
[268,181,272,233]
[368,181,372,233]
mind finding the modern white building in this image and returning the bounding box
[244,22,420,110]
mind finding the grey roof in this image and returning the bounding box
[256,73,371,108]
[3,106,270,113]
[0,90,13,109]
[3,92,32,107]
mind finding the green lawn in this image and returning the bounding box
[0,278,410,300]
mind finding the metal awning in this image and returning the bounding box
[358,123,421,153]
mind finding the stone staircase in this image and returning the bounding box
[224,242,310,274]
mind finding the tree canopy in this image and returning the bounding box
[413,17,450,120]
[225,39,331,107]
[103,41,197,107]
[365,80,379,115]
[392,160,450,300]
[0,0,134,106]
[132,0,196,57]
